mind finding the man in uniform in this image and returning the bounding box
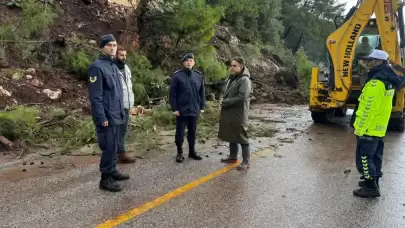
[88,34,129,192]
[169,53,206,163]
[353,49,403,197]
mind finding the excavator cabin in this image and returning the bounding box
[309,0,405,131]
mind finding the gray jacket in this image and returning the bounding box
[218,67,253,144]
[119,65,135,110]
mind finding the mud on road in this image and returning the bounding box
[3,104,405,227]
[0,104,312,182]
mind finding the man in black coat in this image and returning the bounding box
[88,34,129,192]
[169,53,206,163]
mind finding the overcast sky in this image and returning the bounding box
[340,0,355,13]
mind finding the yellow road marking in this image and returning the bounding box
[95,147,274,228]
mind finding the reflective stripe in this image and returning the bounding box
[361,156,371,180]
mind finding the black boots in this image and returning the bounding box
[99,173,122,192]
[176,145,202,163]
[176,152,202,162]
[353,179,380,198]
[176,145,185,163]
[358,177,379,188]
[112,170,130,181]
[189,152,202,160]
[99,171,130,192]
[176,153,184,163]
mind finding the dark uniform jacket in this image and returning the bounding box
[88,55,125,126]
[169,68,206,116]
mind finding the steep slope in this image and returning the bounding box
[0,0,131,109]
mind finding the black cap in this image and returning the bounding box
[181,53,194,62]
[99,34,116,48]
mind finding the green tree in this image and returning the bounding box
[281,0,346,61]
[140,0,224,55]
[208,0,283,45]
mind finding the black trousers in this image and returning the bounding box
[175,116,198,153]
[96,125,122,175]
[355,135,384,180]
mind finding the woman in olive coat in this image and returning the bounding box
[218,57,253,170]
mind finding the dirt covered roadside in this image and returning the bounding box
[0,103,312,182]
[0,68,89,110]
[0,0,311,182]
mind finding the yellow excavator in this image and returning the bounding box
[309,0,405,131]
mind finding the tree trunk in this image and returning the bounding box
[293,32,304,53]
[0,136,13,149]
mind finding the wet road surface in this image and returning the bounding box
[1,107,405,228]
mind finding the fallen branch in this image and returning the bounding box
[0,40,49,43]
[16,148,25,159]
[0,135,14,149]
[39,152,57,157]
[41,121,73,128]
[21,103,44,107]
[38,115,68,126]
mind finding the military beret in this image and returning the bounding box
[181,53,194,62]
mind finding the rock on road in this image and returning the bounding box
[1,106,405,228]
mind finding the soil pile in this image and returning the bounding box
[213,25,307,104]
[0,0,132,109]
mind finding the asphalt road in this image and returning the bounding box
[1,112,405,228]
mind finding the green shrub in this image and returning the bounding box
[241,43,261,60]
[62,34,99,81]
[0,0,57,41]
[63,47,98,81]
[195,54,228,82]
[60,116,96,148]
[150,103,176,127]
[260,44,297,71]
[126,52,169,105]
[0,106,40,141]
[0,0,57,61]
[295,48,315,93]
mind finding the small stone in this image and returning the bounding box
[219,152,223,155]
[40,161,44,165]
[26,68,36,75]
[23,162,27,165]
[42,89,62,100]
[0,86,11,97]
[273,154,284,158]
[22,169,27,172]
[309,138,312,140]
[30,162,34,165]
[205,155,209,158]
[77,22,85,28]
[31,78,43,87]
[26,75,33,80]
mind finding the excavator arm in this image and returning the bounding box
[326,0,402,103]
[309,0,405,129]
[310,0,404,105]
